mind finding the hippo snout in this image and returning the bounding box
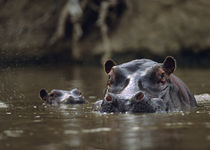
[100,91,163,113]
[128,91,166,113]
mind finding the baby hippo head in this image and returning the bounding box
[40,88,86,105]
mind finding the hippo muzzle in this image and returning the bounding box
[98,91,166,113]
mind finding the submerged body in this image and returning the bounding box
[94,56,197,113]
[40,88,86,105]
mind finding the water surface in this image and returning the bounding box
[0,65,210,150]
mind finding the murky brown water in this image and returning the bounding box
[0,64,210,150]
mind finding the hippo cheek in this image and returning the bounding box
[77,96,87,104]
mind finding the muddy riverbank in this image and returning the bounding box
[1,0,210,66]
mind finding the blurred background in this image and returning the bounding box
[1,0,210,67]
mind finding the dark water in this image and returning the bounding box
[0,65,210,150]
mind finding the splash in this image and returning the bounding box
[195,93,210,104]
[0,101,8,108]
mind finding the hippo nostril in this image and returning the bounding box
[68,96,74,100]
[106,95,112,101]
[136,92,144,101]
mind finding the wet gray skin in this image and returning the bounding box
[94,56,197,113]
[40,88,86,105]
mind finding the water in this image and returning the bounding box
[0,64,210,150]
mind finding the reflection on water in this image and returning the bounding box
[0,65,210,150]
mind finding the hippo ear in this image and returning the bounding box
[163,56,176,75]
[40,89,48,101]
[105,60,116,74]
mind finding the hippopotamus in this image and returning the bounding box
[39,88,86,105]
[94,56,197,113]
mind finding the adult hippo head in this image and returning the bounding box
[94,56,197,113]
[40,88,87,105]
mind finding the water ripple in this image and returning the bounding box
[195,93,210,104]
[0,101,8,108]
[3,130,23,138]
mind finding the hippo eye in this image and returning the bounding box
[161,73,165,79]
[158,72,166,84]
[138,80,144,90]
